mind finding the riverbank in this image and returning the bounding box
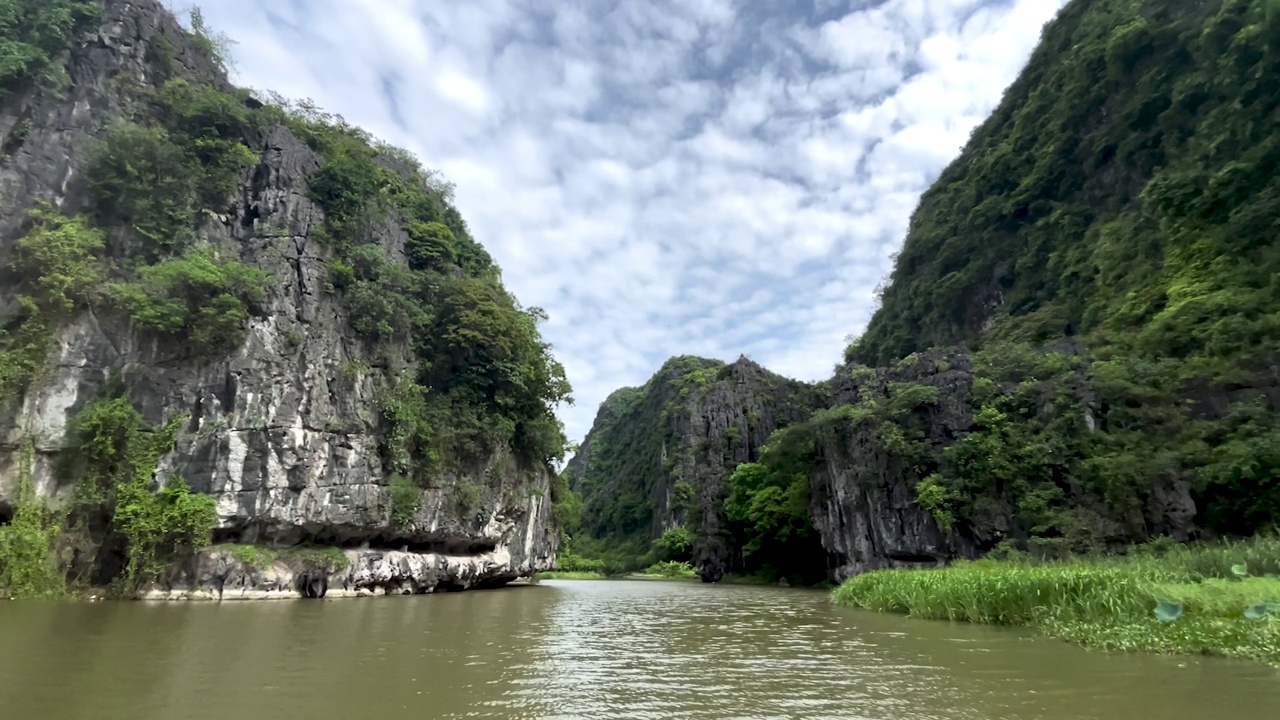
[832,537,1280,665]
[534,560,700,582]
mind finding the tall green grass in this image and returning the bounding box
[832,537,1280,665]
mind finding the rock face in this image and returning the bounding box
[572,345,1203,584]
[673,358,822,581]
[565,355,820,581]
[144,544,532,601]
[808,350,978,581]
[0,0,557,597]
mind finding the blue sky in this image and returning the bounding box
[193,0,1068,445]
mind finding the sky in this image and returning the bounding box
[193,0,1069,446]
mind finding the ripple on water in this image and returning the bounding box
[3,580,1280,720]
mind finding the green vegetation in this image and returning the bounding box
[724,427,826,584]
[637,561,698,579]
[107,247,270,354]
[67,394,216,591]
[535,570,606,580]
[0,0,99,100]
[1,394,218,598]
[12,205,106,314]
[562,356,827,579]
[833,537,1280,665]
[228,544,278,569]
[387,474,420,528]
[654,527,692,562]
[0,3,572,600]
[275,96,572,477]
[0,440,65,599]
[841,0,1280,541]
[560,359,721,572]
[223,544,349,573]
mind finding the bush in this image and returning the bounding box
[0,297,51,401]
[108,247,269,353]
[12,203,105,314]
[655,526,692,562]
[387,474,420,528]
[113,476,215,590]
[69,396,216,592]
[87,123,199,253]
[0,441,64,598]
[0,0,100,99]
[643,560,697,578]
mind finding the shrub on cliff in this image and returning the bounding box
[0,0,100,99]
[12,204,106,315]
[107,247,270,354]
[67,396,215,592]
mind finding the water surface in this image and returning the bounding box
[1,579,1277,719]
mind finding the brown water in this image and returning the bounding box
[1,579,1277,720]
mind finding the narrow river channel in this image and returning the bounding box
[1,579,1277,719]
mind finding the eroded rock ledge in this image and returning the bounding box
[142,543,538,601]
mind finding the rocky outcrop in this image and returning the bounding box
[143,542,536,601]
[809,347,1199,581]
[0,0,557,595]
[565,355,820,581]
[670,358,822,581]
[809,349,980,581]
[572,344,1203,584]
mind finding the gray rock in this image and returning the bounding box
[0,0,557,596]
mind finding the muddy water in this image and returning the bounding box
[1,579,1277,719]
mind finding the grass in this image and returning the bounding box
[533,571,607,580]
[832,537,1280,665]
[219,543,350,572]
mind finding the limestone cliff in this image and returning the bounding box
[810,347,1191,581]
[564,355,822,581]
[0,0,561,599]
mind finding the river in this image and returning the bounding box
[1,579,1277,719]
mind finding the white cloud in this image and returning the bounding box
[195,0,1068,446]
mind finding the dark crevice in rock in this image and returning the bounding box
[305,531,498,556]
[296,574,327,598]
[210,527,499,557]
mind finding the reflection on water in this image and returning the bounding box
[0,580,1277,719]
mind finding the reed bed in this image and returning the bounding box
[831,536,1280,665]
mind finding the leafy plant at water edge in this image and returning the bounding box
[0,439,65,598]
[68,395,215,592]
[655,527,692,562]
[833,537,1280,665]
[642,560,698,578]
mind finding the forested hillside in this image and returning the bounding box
[845,0,1280,541]
[0,0,567,599]
[568,0,1280,582]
